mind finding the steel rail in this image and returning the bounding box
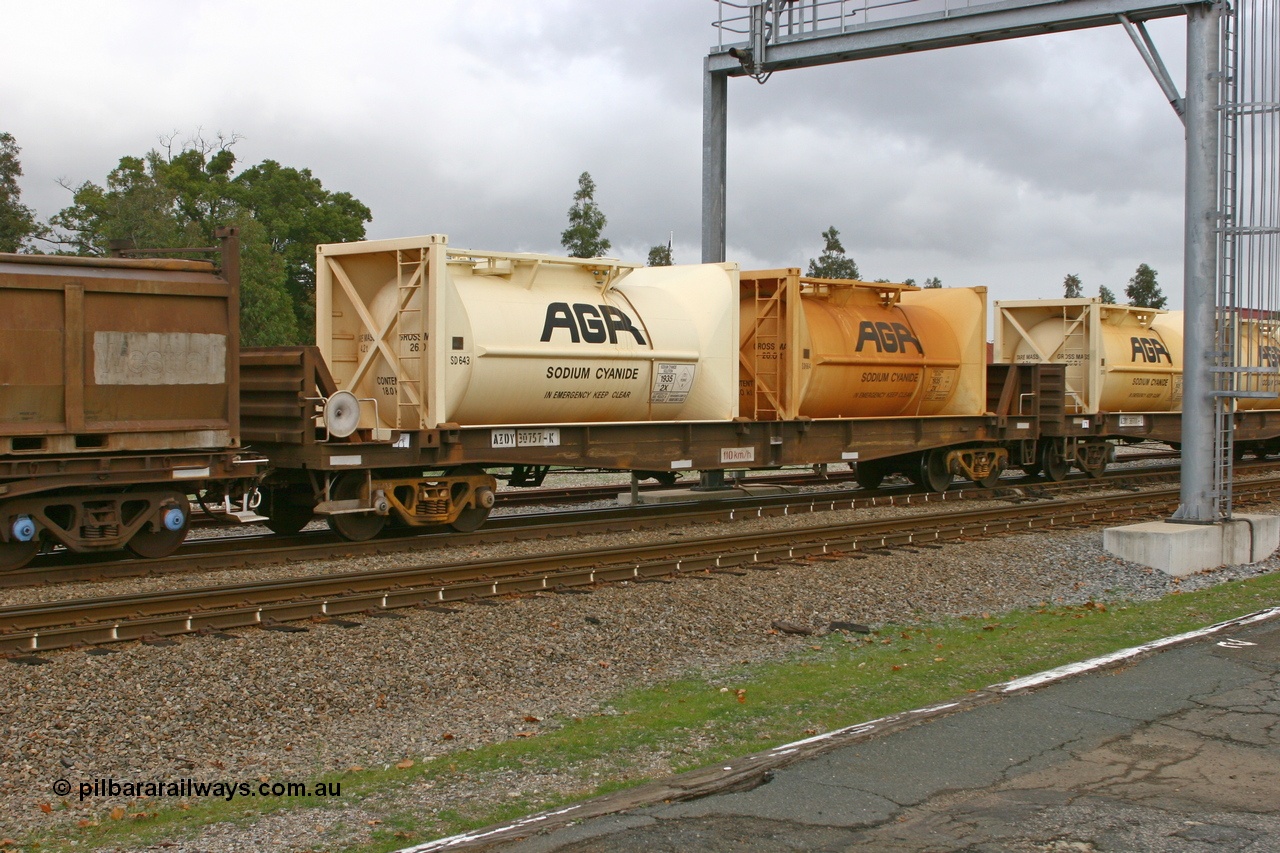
[4,477,1279,656]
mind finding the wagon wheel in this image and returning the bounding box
[1038,441,1070,482]
[326,472,387,541]
[262,485,315,535]
[448,465,494,533]
[975,456,1005,489]
[0,537,39,572]
[917,450,954,493]
[854,459,887,491]
[126,495,191,559]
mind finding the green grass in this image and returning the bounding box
[18,571,1279,853]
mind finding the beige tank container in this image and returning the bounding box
[1232,316,1280,409]
[316,235,739,431]
[994,299,1182,413]
[739,270,987,420]
[1168,311,1280,411]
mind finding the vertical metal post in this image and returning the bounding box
[1172,2,1223,523]
[702,60,728,263]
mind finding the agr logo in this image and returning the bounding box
[540,303,647,345]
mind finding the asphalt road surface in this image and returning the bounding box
[460,611,1280,852]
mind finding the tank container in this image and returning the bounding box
[994,299,1182,413]
[739,270,987,420]
[1162,311,1280,411]
[316,235,739,431]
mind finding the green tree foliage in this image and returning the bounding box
[1063,273,1083,298]
[807,226,859,280]
[1125,263,1167,309]
[48,135,370,346]
[0,132,43,252]
[560,172,610,258]
[1099,284,1117,304]
[232,160,370,331]
[923,276,942,289]
[646,242,673,266]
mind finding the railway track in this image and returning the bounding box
[1,455,1200,590]
[5,473,1279,658]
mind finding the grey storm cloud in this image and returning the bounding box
[2,0,1191,305]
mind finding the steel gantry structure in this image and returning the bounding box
[704,0,1279,525]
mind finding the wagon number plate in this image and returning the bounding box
[491,428,561,448]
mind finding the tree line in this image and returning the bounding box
[1,130,370,346]
[1061,266,1166,308]
[3,133,1171,345]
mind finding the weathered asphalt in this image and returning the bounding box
[458,611,1280,852]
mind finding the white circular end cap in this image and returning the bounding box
[324,390,361,438]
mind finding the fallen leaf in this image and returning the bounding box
[347,765,365,773]
[441,733,455,741]
[110,806,126,820]
[78,820,97,828]
[516,731,534,738]
[395,759,414,770]
[934,657,945,662]
[735,689,747,703]
[523,715,541,723]
[892,665,903,671]
[367,819,382,826]
[39,802,52,813]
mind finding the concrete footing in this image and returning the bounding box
[616,484,797,506]
[1103,514,1280,576]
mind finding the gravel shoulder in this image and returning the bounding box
[1,482,1276,851]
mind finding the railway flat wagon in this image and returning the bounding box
[245,237,1040,539]
[243,234,741,538]
[0,228,264,570]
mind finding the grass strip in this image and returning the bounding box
[21,570,1279,853]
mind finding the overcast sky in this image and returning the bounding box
[3,0,1192,306]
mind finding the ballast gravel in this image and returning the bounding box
[0,482,1277,852]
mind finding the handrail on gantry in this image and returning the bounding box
[709,0,1193,77]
